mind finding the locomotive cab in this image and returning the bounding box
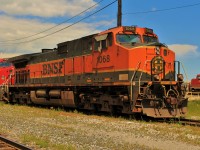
[90,26,187,118]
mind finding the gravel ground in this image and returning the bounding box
[0,103,200,150]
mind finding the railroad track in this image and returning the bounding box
[179,118,200,127]
[0,135,32,150]
[157,118,200,127]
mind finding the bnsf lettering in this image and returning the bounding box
[42,61,64,75]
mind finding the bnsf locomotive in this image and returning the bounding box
[2,26,188,118]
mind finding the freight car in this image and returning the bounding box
[3,26,188,118]
[190,74,200,92]
[0,58,14,102]
[0,58,13,85]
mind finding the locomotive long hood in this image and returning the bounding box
[8,53,39,64]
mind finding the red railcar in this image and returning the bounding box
[190,74,200,91]
[6,26,188,118]
[0,59,14,85]
[0,58,14,102]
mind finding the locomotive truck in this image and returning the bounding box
[1,26,188,118]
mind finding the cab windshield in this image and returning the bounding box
[116,34,141,44]
[143,35,158,43]
[0,62,11,67]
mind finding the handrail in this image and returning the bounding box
[180,62,189,83]
[130,62,141,101]
[138,60,151,94]
[185,91,200,97]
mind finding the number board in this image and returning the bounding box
[145,28,154,34]
[123,26,136,33]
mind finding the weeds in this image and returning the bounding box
[21,134,77,150]
[187,100,200,118]
[0,101,200,149]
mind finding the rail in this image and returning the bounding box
[179,118,200,127]
[157,118,200,127]
[0,135,32,150]
[185,91,200,101]
[185,92,200,97]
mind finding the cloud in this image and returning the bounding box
[151,7,157,11]
[0,15,114,58]
[0,0,117,59]
[0,0,97,17]
[0,52,21,58]
[168,44,198,57]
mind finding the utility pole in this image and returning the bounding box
[117,0,122,27]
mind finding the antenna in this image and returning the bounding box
[117,0,122,26]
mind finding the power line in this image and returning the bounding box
[1,0,117,46]
[0,0,104,43]
[123,2,200,15]
[2,0,117,45]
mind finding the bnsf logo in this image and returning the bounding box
[42,60,64,75]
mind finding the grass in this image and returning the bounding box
[21,134,76,150]
[0,100,200,149]
[187,100,200,118]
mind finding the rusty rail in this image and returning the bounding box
[156,118,200,127]
[0,135,32,150]
[179,118,200,127]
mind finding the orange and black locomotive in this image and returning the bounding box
[4,26,187,118]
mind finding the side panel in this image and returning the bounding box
[74,57,83,74]
[65,58,73,75]
[92,50,115,71]
[83,55,93,73]
[114,46,129,71]
[191,78,200,89]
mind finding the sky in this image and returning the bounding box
[0,0,199,81]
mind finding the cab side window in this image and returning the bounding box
[94,33,113,52]
[94,41,100,51]
[108,33,112,46]
[102,39,107,50]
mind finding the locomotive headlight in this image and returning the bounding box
[155,47,160,55]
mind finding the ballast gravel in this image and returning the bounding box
[0,104,200,150]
